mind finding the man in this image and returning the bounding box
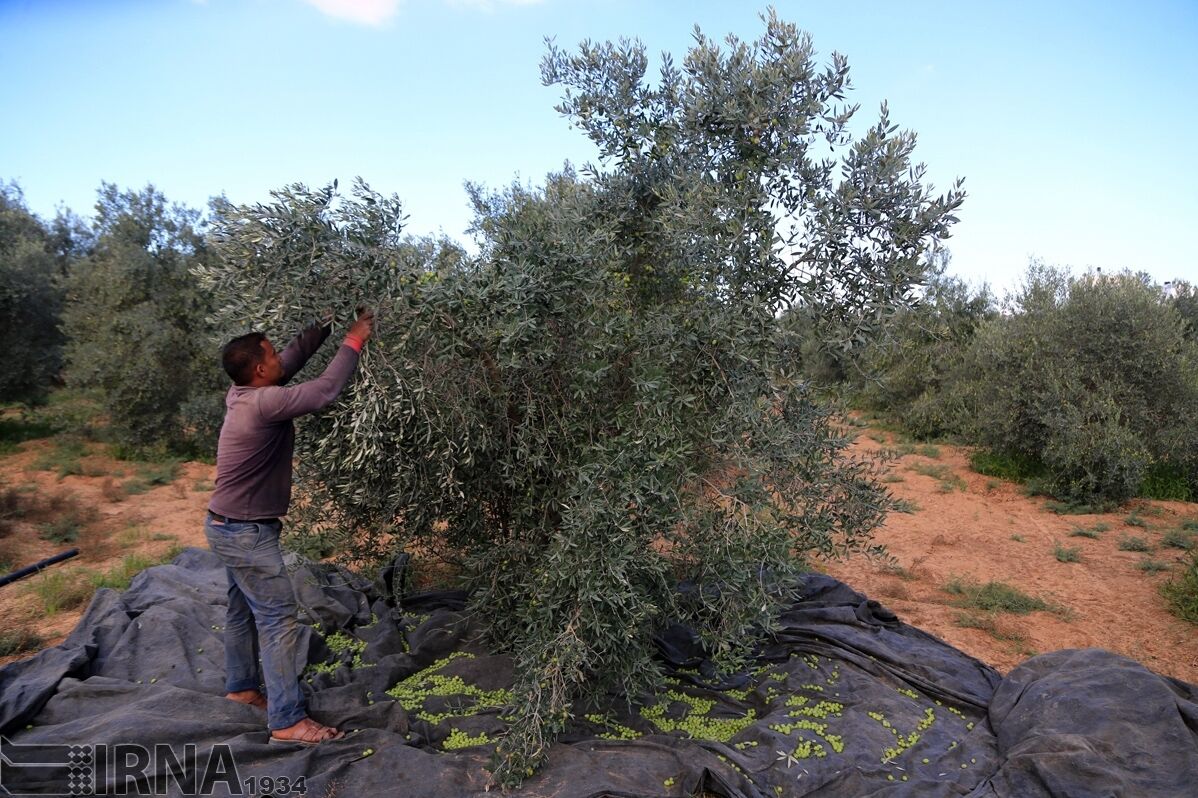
[205,308,374,745]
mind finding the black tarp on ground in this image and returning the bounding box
[1,547,1196,797]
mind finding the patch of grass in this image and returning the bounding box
[881,474,905,484]
[1181,519,1198,532]
[943,577,1049,614]
[1162,529,1195,550]
[7,488,97,544]
[881,561,917,581]
[31,437,89,479]
[150,532,176,542]
[116,524,145,547]
[984,479,1000,492]
[1161,551,1198,624]
[1092,522,1111,533]
[192,480,214,492]
[38,517,82,544]
[0,486,28,535]
[1117,535,1152,553]
[122,479,151,496]
[1068,526,1102,539]
[1137,559,1170,573]
[1053,542,1082,563]
[1124,512,1148,528]
[953,613,1027,643]
[1010,534,1025,542]
[969,450,1045,483]
[0,628,44,657]
[24,569,95,614]
[892,499,920,514]
[91,554,159,591]
[136,461,181,486]
[895,442,942,459]
[910,462,952,480]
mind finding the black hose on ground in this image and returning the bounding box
[0,548,80,588]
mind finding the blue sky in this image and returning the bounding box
[2,0,1195,292]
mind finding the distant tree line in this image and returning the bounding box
[821,256,1198,507]
[0,180,222,458]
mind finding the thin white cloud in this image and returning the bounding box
[445,0,544,10]
[301,0,404,26]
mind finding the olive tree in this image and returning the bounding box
[957,264,1198,503]
[0,182,67,403]
[201,11,963,783]
[61,184,223,455]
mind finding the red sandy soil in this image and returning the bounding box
[820,431,1198,684]
[2,431,1196,684]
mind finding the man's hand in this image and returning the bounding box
[348,307,375,343]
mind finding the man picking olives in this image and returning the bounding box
[205,308,373,745]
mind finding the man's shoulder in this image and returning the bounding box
[224,385,270,419]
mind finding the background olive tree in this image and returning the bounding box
[0,182,73,404]
[851,252,995,439]
[201,12,963,783]
[954,265,1198,504]
[61,184,224,456]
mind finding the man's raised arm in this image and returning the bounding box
[276,316,333,385]
[259,309,374,422]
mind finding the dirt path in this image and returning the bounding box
[2,430,1196,684]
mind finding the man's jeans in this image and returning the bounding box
[203,514,306,731]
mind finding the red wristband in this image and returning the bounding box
[343,334,365,353]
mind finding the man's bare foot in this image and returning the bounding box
[270,717,344,745]
[225,689,267,710]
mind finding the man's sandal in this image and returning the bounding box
[269,718,345,747]
[226,690,268,710]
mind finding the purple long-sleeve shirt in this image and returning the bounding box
[208,323,360,520]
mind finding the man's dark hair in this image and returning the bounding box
[222,332,267,386]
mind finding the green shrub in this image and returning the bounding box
[956,265,1198,505]
[1137,559,1170,573]
[1068,527,1101,539]
[200,12,963,785]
